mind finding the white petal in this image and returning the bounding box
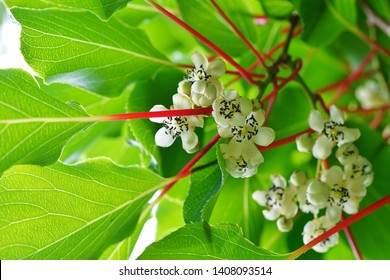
[242,141,264,165]
[262,208,281,221]
[324,166,343,188]
[149,104,168,123]
[207,59,226,78]
[177,80,191,95]
[281,202,298,219]
[240,96,253,115]
[325,206,342,224]
[224,89,238,100]
[306,179,330,208]
[312,135,334,159]
[343,198,360,214]
[181,130,199,153]
[187,115,204,128]
[276,217,293,232]
[228,139,243,159]
[252,190,268,206]
[336,143,359,165]
[191,51,208,69]
[217,125,233,138]
[290,170,308,187]
[155,127,175,147]
[296,133,314,153]
[253,127,275,146]
[330,105,345,124]
[271,174,287,188]
[337,127,361,145]
[172,93,193,109]
[309,110,324,132]
[191,80,206,94]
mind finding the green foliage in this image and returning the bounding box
[0,0,389,261]
[10,7,167,96]
[138,223,284,260]
[0,158,164,259]
[0,69,90,175]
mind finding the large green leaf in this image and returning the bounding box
[138,223,283,260]
[10,8,169,97]
[5,0,131,20]
[0,158,165,259]
[0,69,90,175]
[259,0,294,19]
[183,145,226,223]
[177,0,257,57]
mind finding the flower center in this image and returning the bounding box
[218,99,241,120]
[231,114,259,142]
[187,64,210,83]
[265,185,284,207]
[350,163,371,179]
[236,157,248,172]
[328,185,350,208]
[322,121,345,144]
[311,226,331,246]
[163,116,189,138]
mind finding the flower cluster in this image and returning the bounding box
[355,80,389,109]
[252,106,373,253]
[150,52,275,178]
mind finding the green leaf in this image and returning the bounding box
[0,158,165,259]
[138,223,283,260]
[291,0,345,47]
[177,0,257,57]
[259,0,294,19]
[0,69,90,175]
[183,144,227,224]
[10,8,169,97]
[334,0,356,24]
[5,0,131,20]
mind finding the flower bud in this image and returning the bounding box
[296,133,314,153]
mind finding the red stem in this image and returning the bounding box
[107,107,212,121]
[316,70,375,94]
[288,195,390,259]
[210,0,267,69]
[329,48,378,105]
[342,214,363,260]
[146,0,257,85]
[261,58,303,102]
[158,133,221,198]
[259,128,314,152]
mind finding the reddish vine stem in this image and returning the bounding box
[370,110,386,129]
[261,58,303,103]
[287,194,390,260]
[109,108,213,121]
[225,61,260,87]
[146,0,257,85]
[210,0,267,70]
[316,70,375,94]
[342,214,363,260]
[259,128,314,152]
[158,133,221,198]
[329,48,378,105]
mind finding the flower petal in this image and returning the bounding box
[191,51,208,69]
[324,166,343,188]
[262,208,281,221]
[253,127,275,146]
[242,141,264,165]
[306,179,330,208]
[337,127,361,145]
[296,133,314,153]
[330,105,345,124]
[207,59,226,77]
[228,139,243,159]
[155,127,175,147]
[173,93,193,109]
[181,130,199,153]
[240,96,253,115]
[325,206,342,224]
[149,105,168,123]
[277,217,293,232]
[252,190,268,206]
[309,110,324,132]
[177,80,191,95]
[312,135,334,159]
[271,174,287,188]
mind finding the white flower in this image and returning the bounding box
[322,166,366,223]
[303,216,338,253]
[185,51,226,107]
[335,143,359,165]
[355,80,389,109]
[344,156,373,187]
[296,133,314,153]
[290,171,321,215]
[252,174,298,221]
[220,142,263,178]
[277,217,293,232]
[306,179,330,209]
[309,105,361,159]
[212,89,253,128]
[150,93,203,153]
